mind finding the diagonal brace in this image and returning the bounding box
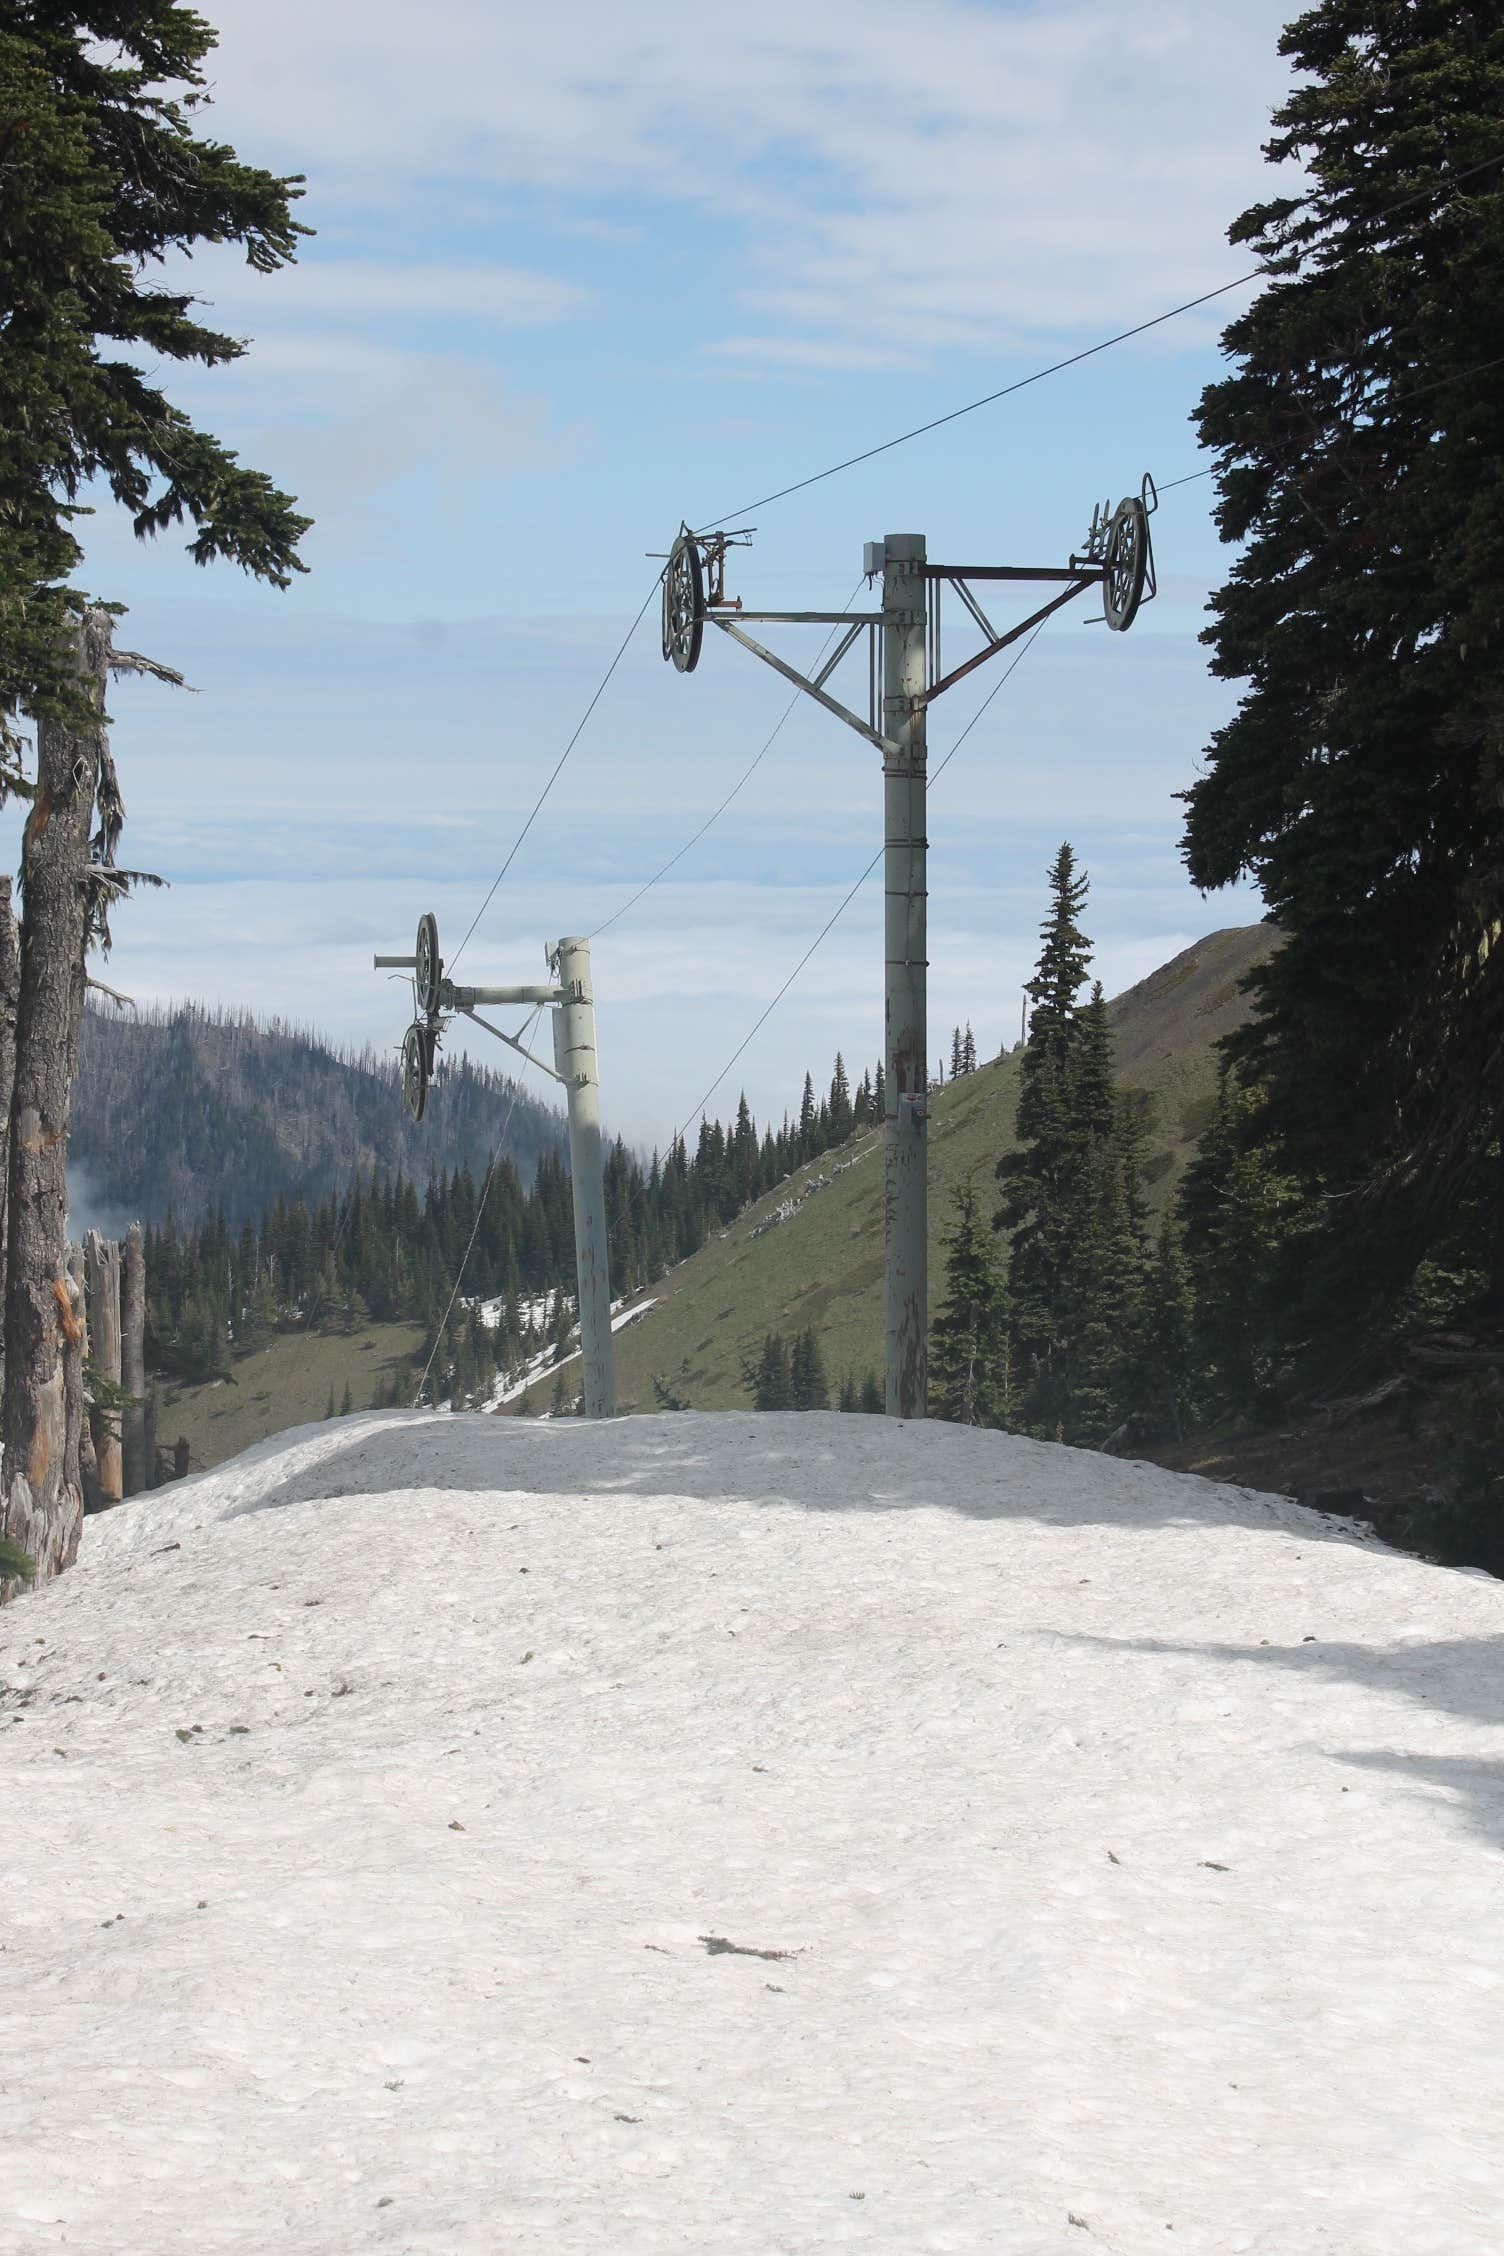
[919,577,1095,706]
[812,618,868,694]
[454,1005,564,1085]
[710,616,897,754]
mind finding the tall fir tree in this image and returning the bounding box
[747,1333,792,1411]
[1059,1133,1145,1441]
[930,1176,1009,1427]
[995,844,1094,1376]
[789,1328,829,1411]
[828,1054,853,1142]
[1183,0,1504,1339]
[1133,1215,1198,1442]
[797,1072,818,1161]
[1178,1066,1315,1408]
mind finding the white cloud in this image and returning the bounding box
[164,252,589,332]
[199,0,1299,358]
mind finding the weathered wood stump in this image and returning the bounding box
[84,1228,122,1507]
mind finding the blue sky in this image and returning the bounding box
[11,0,1303,1147]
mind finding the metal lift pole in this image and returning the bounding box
[551,936,615,1419]
[375,918,617,1418]
[656,476,1157,1424]
[881,535,929,1420]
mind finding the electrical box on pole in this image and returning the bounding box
[658,477,1159,1420]
[372,917,616,1417]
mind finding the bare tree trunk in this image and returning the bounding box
[1,610,110,1598]
[85,1229,123,1507]
[0,878,20,1407]
[70,1244,99,1515]
[121,1221,146,1497]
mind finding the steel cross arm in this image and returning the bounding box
[918,577,1095,707]
[708,609,882,625]
[710,615,897,755]
[923,564,1105,583]
[441,979,563,1009]
[454,1005,564,1085]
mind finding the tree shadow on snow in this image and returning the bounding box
[1045,1627,1504,1852]
[225,1405,1391,1554]
[217,1412,1504,1847]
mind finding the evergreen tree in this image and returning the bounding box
[995,844,1094,1378]
[0,4,313,760]
[1072,983,1118,1146]
[930,1176,1008,1426]
[339,1382,352,1418]
[1183,1,1504,1337]
[1178,1066,1315,1409]
[838,1374,858,1413]
[858,1372,884,1414]
[789,1328,829,1410]
[746,1333,792,1411]
[950,1026,963,1081]
[323,1385,336,1421]
[962,1023,977,1075]
[1060,1133,1144,1440]
[797,1072,818,1161]
[828,1054,853,1142]
[731,1092,758,1209]
[1134,1215,1198,1441]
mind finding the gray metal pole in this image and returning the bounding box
[881,533,928,1419]
[552,936,615,1418]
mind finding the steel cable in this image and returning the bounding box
[411,1005,545,1410]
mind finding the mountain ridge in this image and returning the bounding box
[70,999,567,1233]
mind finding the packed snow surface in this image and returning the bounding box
[2,1411,1502,2255]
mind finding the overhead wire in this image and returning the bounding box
[1154,346,1504,494]
[587,581,869,942]
[411,141,1504,1323]
[695,143,1504,533]
[670,618,1050,1145]
[668,284,1503,1146]
[447,575,664,974]
[441,146,1504,970]
[411,1005,545,1410]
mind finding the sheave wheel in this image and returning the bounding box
[662,530,705,673]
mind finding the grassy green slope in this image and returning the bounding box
[572,923,1275,1417]
[157,1322,427,1475]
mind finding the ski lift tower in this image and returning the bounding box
[660,481,1159,1419]
[373,922,615,1417]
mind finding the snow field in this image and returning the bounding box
[1,1411,1501,2254]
